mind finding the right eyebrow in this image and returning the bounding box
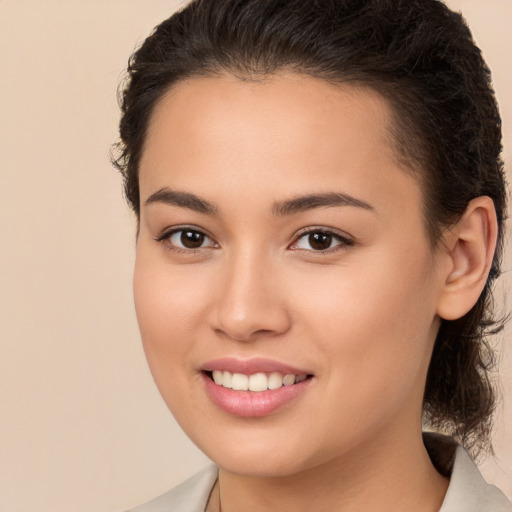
[144,188,219,216]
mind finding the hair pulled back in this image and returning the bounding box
[113,0,507,455]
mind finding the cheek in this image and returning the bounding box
[132,250,216,422]
[291,250,438,391]
[133,249,208,364]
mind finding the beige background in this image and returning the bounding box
[0,1,510,511]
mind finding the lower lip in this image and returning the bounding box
[202,373,313,418]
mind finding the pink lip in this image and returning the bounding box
[200,358,314,418]
[202,357,311,376]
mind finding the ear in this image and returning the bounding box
[436,196,498,321]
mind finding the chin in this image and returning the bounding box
[189,426,323,478]
[215,451,311,478]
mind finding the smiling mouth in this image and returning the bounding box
[204,370,313,392]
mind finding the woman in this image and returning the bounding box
[113,0,510,510]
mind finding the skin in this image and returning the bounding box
[134,73,496,511]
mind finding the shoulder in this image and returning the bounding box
[125,465,218,512]
[424,433,511,512]
[440,445,511,512]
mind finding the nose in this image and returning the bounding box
[208,250,291,342]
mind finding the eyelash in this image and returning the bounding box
[154,226,218,254]
[154,226,354,254]
[290,228,354,253]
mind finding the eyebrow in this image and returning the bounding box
[145,188,219,215]
[144,188,374,217]
[272,192,375,216]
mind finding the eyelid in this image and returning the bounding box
[288,226,355,251]
[154,225,219,251]
[153,224,353,253]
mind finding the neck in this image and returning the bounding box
[212,429,448,512]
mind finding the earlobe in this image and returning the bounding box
[436,196,498,321]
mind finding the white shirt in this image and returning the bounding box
[126,436,511,512]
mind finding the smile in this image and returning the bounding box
[210,370,309,392]
[202,364,314,417]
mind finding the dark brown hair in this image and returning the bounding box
[113,0,507,455]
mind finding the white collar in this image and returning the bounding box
[127,435,511,511]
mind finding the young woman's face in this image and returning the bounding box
[135,74,449,476]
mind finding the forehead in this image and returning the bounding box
[139,73,422,218]
[144,73,396,160]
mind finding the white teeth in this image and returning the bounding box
[222,371,233,389]
[212,370,223,385]
[282,374,295,386]
[248,373,268,392]
[268,372,284,390]
[210,370,308,392]
[231,373,249,391]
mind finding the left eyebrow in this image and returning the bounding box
[272,192,375,216]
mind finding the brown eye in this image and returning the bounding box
[291,229,352,252]
[167,229,217,250]
[180,230,205,248]
[308,232,332,250]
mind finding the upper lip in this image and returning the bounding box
[201,357,312,375]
